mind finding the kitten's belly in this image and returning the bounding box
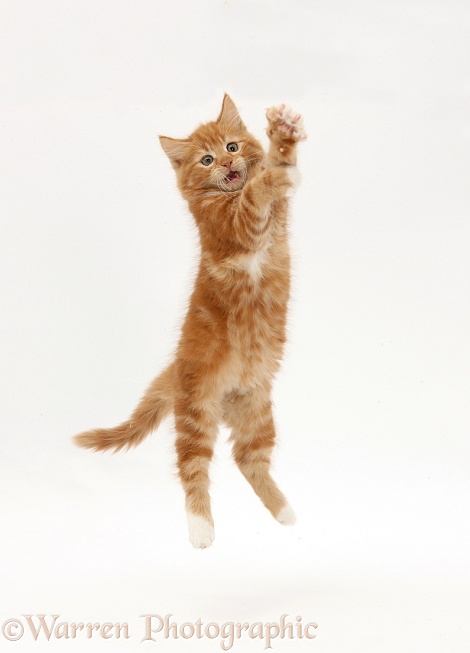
[227,309,285,390]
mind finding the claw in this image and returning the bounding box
[266,104,307,142]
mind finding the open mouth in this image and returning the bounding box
[223,170,241,184]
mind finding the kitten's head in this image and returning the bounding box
[159,95,264,197]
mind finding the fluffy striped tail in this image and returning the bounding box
[74,363,175,453]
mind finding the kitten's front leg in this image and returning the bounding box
[234,167,294,248]
[266,104,307,168]
[234,106,306,248]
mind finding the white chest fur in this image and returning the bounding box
[235,245,270,283]
[203,243,271,285]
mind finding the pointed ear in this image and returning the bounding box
[216,94,246,130]
[159,136,190,170]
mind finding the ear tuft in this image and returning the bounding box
[159,136,190,170]
[216,94,246,131]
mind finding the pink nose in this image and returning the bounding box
[222,159,232,169]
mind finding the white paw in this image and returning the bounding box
[187,511,215,549]
[277,503,297,525]
[266,104,307,142]
[285,165,301,196]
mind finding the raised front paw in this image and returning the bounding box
[266,104,307,143]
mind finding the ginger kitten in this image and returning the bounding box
[74,95,306,548]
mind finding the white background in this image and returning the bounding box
[1,0,469,650]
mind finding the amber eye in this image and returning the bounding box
[201,155,214,166]
[226,143,238,153]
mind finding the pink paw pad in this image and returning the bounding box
[266,104,307,142]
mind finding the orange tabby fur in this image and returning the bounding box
[74,95,306,548]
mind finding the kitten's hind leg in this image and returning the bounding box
[175,390,218,549]
[223,388,296,525]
